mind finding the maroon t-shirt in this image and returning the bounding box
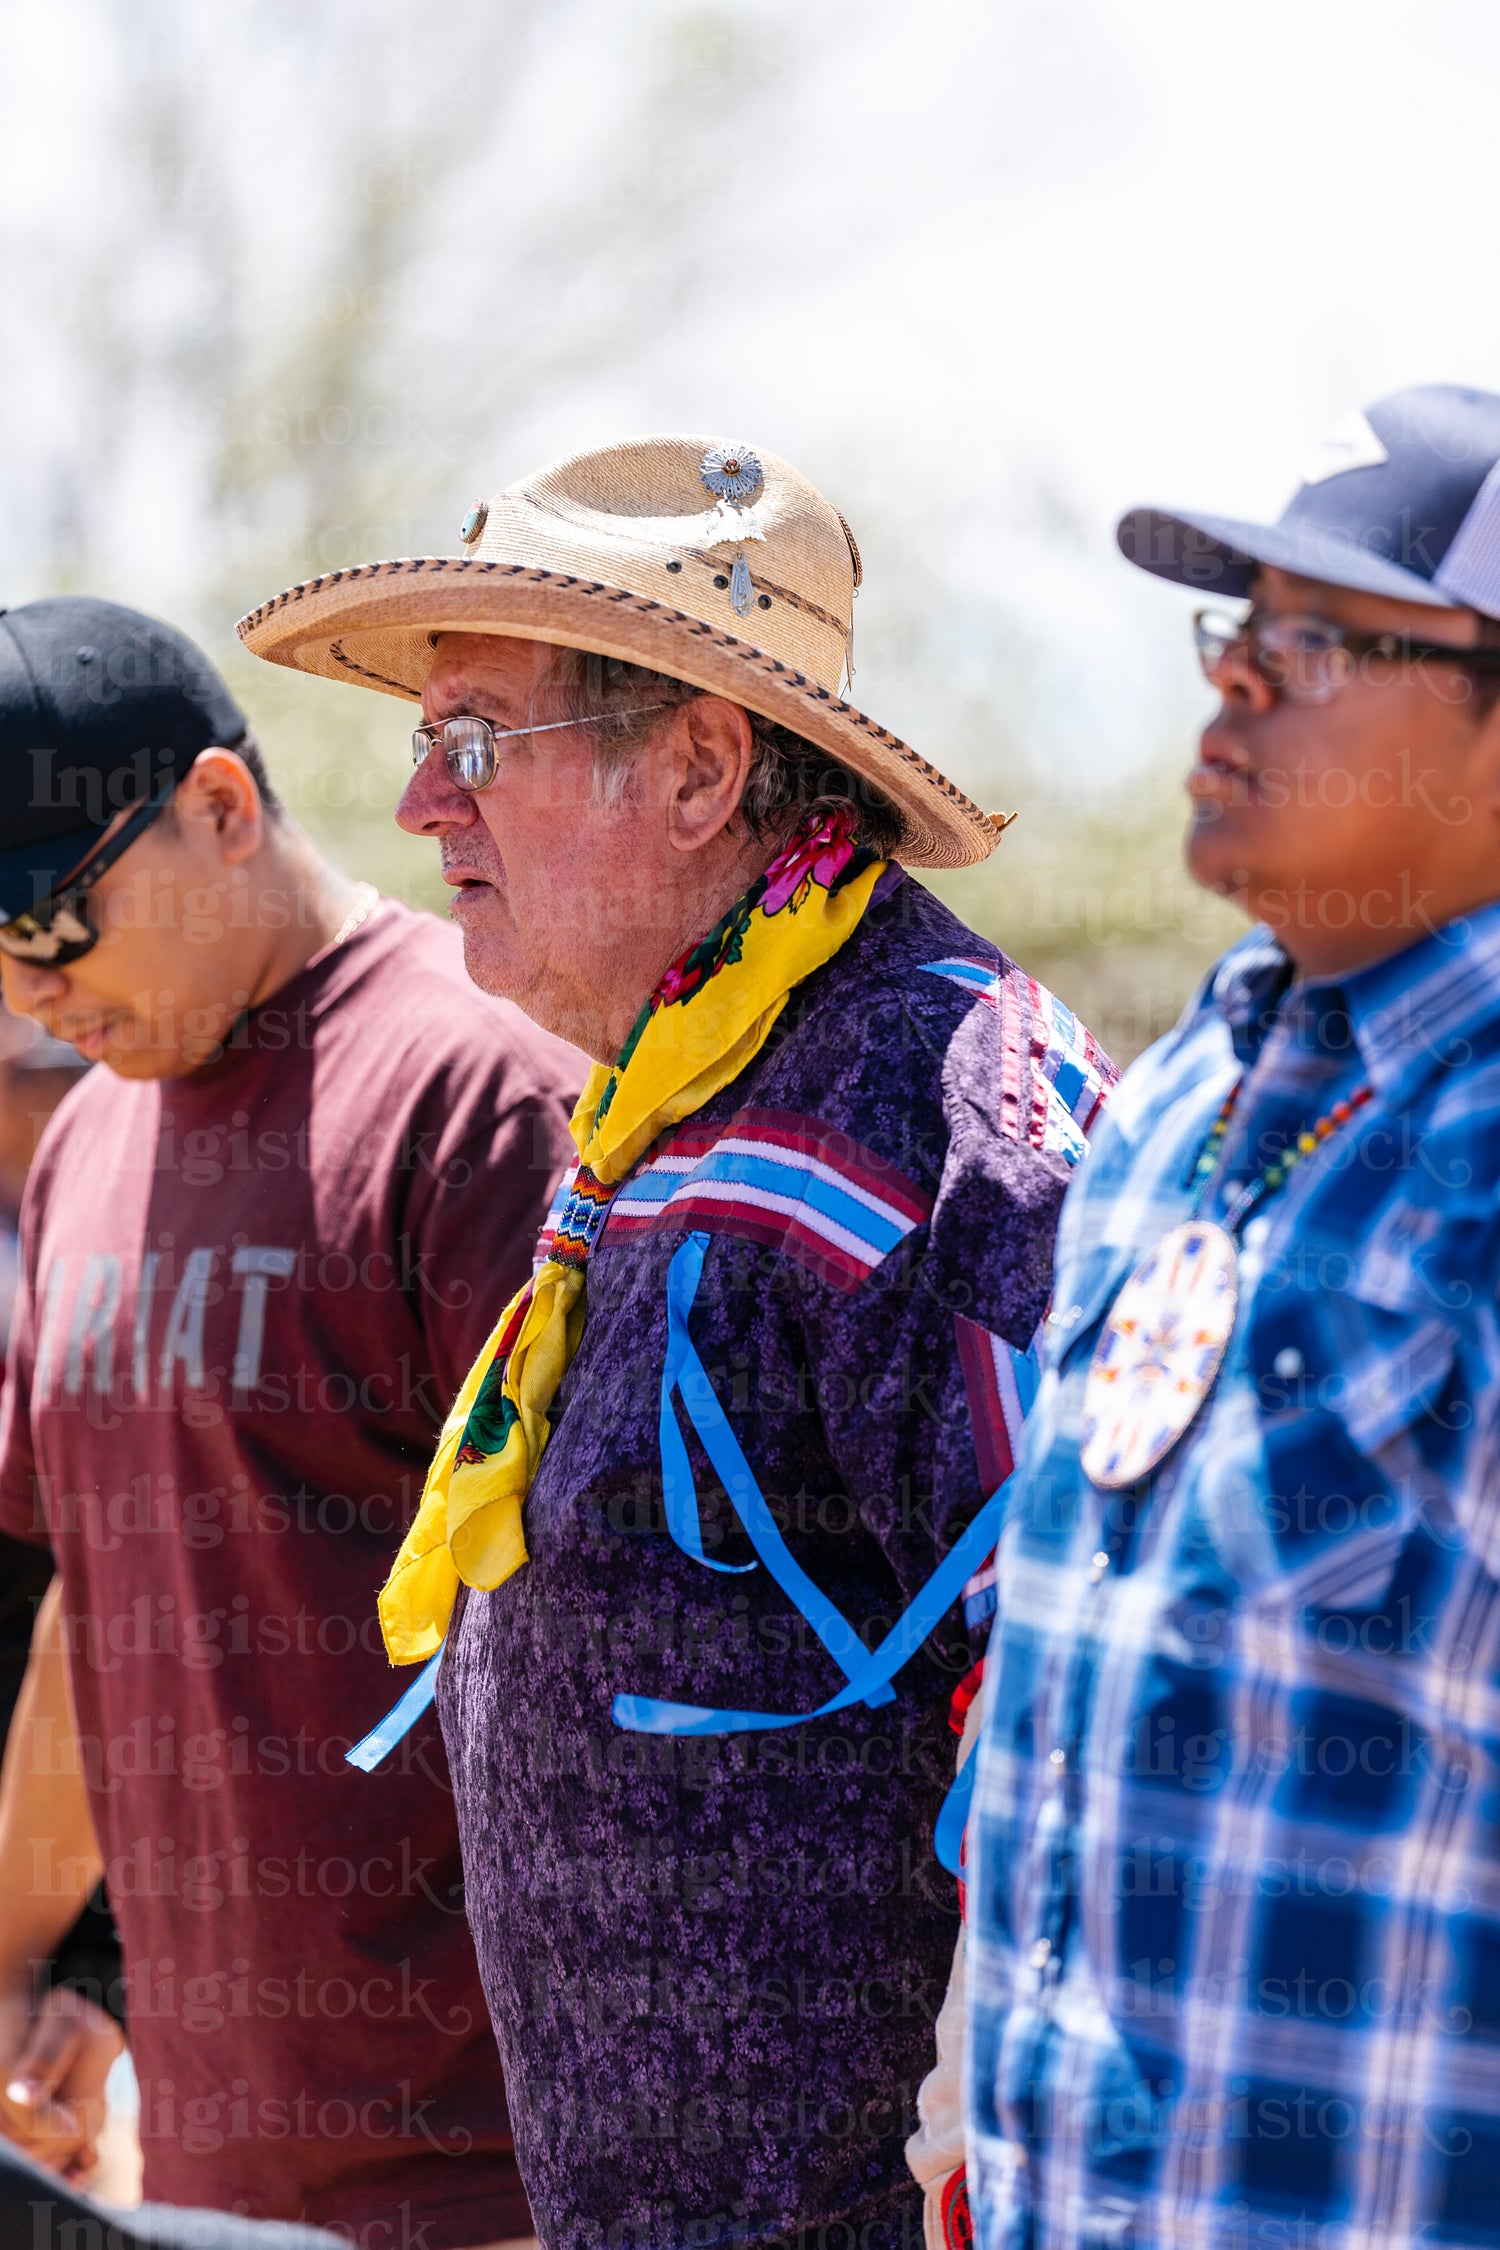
[0,901,582,2245]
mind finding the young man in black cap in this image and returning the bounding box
[966,384,1500,2250]
[0,598,582,2245]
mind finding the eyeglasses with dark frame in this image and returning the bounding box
[1193,607,1500,707]
[0,781,178,968]
[412,706,672,793]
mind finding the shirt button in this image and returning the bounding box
[1049,1747,1067,1768]
[1090,1550,1110,1581]
[1028,1937,1052,1969]
[1273,1346,1303,1379]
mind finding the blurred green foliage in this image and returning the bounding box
[219,643,448,913]
[4,0,1252,1074]
[928,774,1243,1066]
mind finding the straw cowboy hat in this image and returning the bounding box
[237,434,1011,868]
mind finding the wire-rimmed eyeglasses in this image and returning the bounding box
[412,707,670,793]
[1193,607,1500,707]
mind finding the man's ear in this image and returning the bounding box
[172,749,266,866]
[666,698,755,854]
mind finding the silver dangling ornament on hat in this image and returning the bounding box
[700,445,764,618]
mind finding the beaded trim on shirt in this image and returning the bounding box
[548,1165,615,1268]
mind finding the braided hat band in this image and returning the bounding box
[236,433,1013,872]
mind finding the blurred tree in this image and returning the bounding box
[1,0,842,902]
[929,763,1240,1066]
[0,0,1238,1054]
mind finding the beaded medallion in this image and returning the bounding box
[1079,1076,1373,1492]
[1079,1220,1239,1490]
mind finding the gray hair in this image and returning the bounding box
[538,648,906,854]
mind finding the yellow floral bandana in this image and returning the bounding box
[377,811,887,1663]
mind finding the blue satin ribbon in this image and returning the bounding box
[659,1236,756,1575]
[659,1232,894,1705]
[613,1469,1007,1736]
[349,1228,1014,1847]
[933,1749,978,1876]
[346,1648,442,1772]
[619,1230,1011,1880]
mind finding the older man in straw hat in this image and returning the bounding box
[239,437,1114,2250]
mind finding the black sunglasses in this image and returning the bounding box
[0,782,176,967]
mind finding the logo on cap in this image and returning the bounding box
[1300,408,1390,488]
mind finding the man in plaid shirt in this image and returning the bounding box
[966,385,1500,2250]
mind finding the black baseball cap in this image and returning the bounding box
[1117,383,1500,613]
[0,596,247,924]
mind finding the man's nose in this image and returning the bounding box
[1205,639,1277,716]
[396,742,477,837]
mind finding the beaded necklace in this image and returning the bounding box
[1188,1075,1375,1235]
[1078,1071,1377,1491]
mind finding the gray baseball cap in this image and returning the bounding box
[1118,383,1500,614]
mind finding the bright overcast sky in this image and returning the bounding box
[3,0,1498,808]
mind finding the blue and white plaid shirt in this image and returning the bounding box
[966,903,1500,2250]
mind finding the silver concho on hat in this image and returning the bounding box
[460,499,489,545]
[700,446,763,616]
[699,445,763,503]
